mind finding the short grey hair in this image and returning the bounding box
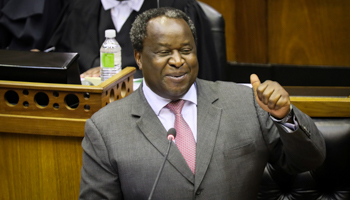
[130,7,197,52]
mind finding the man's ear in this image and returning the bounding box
[134,50,142,70]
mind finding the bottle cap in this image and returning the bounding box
[105,29,116,38]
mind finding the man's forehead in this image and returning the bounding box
[147,16,187,28]
[150,16,169,24]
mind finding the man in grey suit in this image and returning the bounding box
[79,7,325,200]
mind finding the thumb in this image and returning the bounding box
[250,74,261,93]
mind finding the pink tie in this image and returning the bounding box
[166,100,196,174]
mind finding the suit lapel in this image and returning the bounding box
[194,79,222,191]
[132,86,195,183]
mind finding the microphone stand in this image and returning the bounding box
[148,138,173,200]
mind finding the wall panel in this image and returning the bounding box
[268,0,350,66]
[234,0,267,63]
[199,0,350,67]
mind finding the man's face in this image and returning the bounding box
[135,16,198,100]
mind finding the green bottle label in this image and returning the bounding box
[101,53,115,68]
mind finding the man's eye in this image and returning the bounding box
[157,51,170,56]
[181,49,192,54]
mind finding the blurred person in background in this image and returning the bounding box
[0,0,68,51]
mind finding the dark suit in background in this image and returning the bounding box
[0,0,67,50]
[46,0,221,80]
[79,79,326,200]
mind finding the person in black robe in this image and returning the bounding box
[0,0,67,51]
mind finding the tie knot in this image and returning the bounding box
[166,99,185,115]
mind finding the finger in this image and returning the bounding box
[80,72,89,78]
[262,86,276,106]
[261,81,281,105]
[80,67,98,78]
[267,91,281,109]
[270,85,290,110]
[250,74,261,93]
[274,95,289,110]
[81,71,94,78]
[92,68,101,77]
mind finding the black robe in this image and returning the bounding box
[47,0,221,80]
[0,0,67,51]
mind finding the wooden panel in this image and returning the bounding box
[268,0,350,66]
[291,96,350,117]
[0,133,83,200]
[0,114,86,137]
[234,0,267,63]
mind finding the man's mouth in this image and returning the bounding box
[169,74,185,79]
[166,73,187,81]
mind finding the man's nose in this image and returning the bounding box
[169,51,184,68]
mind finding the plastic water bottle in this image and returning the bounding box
[100,29,121,82]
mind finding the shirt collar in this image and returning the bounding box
[142,79,197,116]
[101,0,143,11]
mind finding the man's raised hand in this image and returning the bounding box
[250,74,291,119]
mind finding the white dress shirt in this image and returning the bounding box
[101,0,144,32]
[142,79,198,142]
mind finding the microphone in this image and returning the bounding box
[148,128,176,200]
[167,128,176,141]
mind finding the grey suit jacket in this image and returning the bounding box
[79,79,325,200]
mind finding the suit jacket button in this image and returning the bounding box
[196,189,203,195]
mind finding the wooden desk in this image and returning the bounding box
[0,67,135,200]
[286,86,350,117]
